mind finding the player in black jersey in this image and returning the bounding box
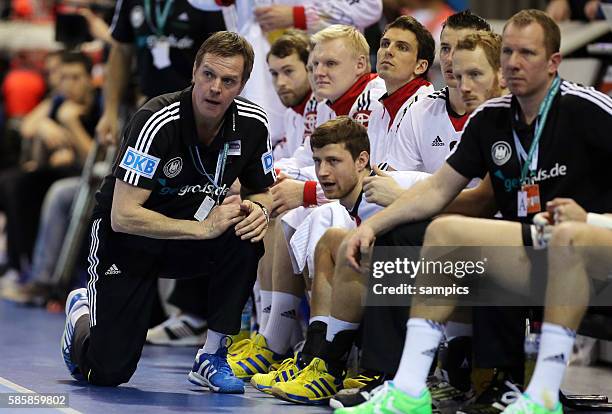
[339,9,612,414]
[60,32,274,395]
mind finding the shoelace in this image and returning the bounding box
[292,358,334,387]
[491,381,521,411]
[230,338,261,358]
[213,349,235,378]
[273,356,299,380]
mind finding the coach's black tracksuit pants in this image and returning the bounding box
[72,216,263,386]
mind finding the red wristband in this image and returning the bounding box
[293,6,306,30]
[303,180,317,206]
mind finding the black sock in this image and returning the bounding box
[439,336,472,392]
[72,314,90,374]
[321,329,358,378]
[300,321,328,367]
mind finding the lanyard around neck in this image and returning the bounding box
[189,143,229,189]
[513,76,560,184]
[144,0,174,36]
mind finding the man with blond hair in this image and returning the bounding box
[229,23,386,381]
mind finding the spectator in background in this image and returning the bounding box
[382,0,456,41]
[95,0,226,145]
[0,52,101,287]
[546,0,609,21]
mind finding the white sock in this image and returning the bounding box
[262,291,302,354]
[526,322,575,409]
[393,318,445,397]
[259,290,273,331]
[445,322,472,341]
[200,329,226,354]
[326,316,359,342]
[309,315,329,325]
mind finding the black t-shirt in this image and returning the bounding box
[447,79,612,223]
[110,0,225,97]
[94,86,275,249]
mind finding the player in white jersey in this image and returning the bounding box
[267,31,313,161]
[272,24,387,214]
[366,16,435,166]
[228,24,385,380]
[221,0,382,153]
[257,118,428,405]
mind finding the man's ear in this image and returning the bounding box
[497,68,507,90]
[414,59,429,76]
[357,150,370,171]
[548,51,562,75]
[356,54,368,73]
[192,62,197,84]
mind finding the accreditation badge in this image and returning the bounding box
[151,37,171,69]
[518,183,541,217]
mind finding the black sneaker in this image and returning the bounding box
[329,374,385,409]
[457,371,523,414]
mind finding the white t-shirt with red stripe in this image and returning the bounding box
[387,87,469,173]
[367,77,435,166]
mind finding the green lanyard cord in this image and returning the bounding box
[518,75,561,184]
[144,0,174,37]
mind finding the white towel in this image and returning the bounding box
[288,202,357,275]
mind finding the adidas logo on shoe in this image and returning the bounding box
[281,309,297,319]
[431,136,445,147]
[543,353,566,364]
[105,264,121,275]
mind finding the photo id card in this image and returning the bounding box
[194,196,216,222]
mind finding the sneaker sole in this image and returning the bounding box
[271,387,330,405]
[188,371,244,394]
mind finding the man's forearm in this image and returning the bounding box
[366,172,462,235]
[111,204,203,240]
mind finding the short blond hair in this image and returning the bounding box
[311,25,370,67]
[456,32,502,72]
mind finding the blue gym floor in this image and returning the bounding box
[0,300,330,414]
[2,300,612,413]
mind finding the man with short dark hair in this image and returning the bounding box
[60,32,274,394]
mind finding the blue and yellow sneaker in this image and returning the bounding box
[501,393,563,414]
[228,333,286,380]
[334,381,432,414]
[188,343,245,394]
[271,357,343,405]
[250,352,304,394]
[61,288,89,379]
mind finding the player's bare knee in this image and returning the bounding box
[424,216,464,246]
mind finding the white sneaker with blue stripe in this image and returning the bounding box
[61,288,89,379]
[188,343,245,393]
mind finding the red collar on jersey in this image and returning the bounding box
[328,73,378,116]
[380,76,431,129]
[290,90,312,115]
[445,94,469,132]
